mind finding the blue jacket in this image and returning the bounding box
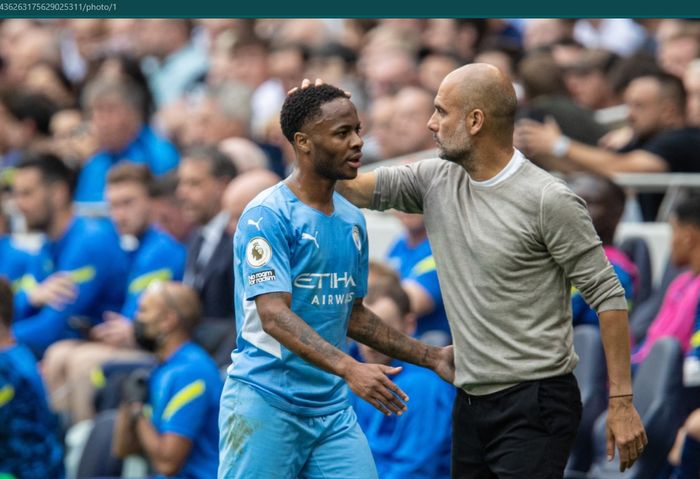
[352,361,454,479]
[0,344,64,479]
[12,217,128,357]
[121,226,186,319]
[74,125,179,203]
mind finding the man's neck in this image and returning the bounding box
[0,332,14,349]
[48,208,74,241]
[157,334,188,362]
[462,145,514,182]
[285,169,336,215]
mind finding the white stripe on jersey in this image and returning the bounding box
[241,299,282,358]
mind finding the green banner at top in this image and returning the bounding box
[0,0,698,18]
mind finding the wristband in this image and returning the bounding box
[609,394,633,399]
[551,135,571,158]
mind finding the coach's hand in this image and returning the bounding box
[287,78,352,97]
[432,345,455,384]
[606,396,647,472]
[342,360,408,416]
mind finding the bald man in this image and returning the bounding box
[332,64,646,478]
[113,281,222,479]
[222,169,281,235]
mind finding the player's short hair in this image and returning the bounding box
[674,193,700,228]
[16,152,77,196]
[280,84,348,143]
[181,145,238,181]
[106,163,154,191]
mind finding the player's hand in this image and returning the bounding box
[28,272,77,309]
[606,396,647,472]
[432,345,455,384]
[287,78,352,98]
[92,311,135,348]
[343,360,408,416]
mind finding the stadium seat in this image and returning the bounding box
[75,409,123,478]
[629,261,687,345]
[619,236,653,306]
[588,338,685,479]
[565,325,608,478]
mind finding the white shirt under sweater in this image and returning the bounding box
[373,149,627,395]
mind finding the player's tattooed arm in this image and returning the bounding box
[348,298,455,384]
[256,292,410,415]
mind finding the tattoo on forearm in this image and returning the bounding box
[349,305,432,366]
[272,310,344,372]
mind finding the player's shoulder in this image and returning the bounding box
[241,182,288,219]
[333,191,366,224]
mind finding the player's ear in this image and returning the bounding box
[294,132,311,154]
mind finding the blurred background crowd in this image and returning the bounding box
[0,17,700,479]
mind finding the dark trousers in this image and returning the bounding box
[452,373,582,479]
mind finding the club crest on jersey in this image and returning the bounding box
[246,237,272,267]
[352,225,362,252]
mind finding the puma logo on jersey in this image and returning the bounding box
[301,231,320,249]
[247,217,263,231]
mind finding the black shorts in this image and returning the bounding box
[452,373,582,479]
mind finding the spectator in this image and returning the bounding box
[180,82,253,148]
[516,72,700,220]
[150,171,194,243]
[567,174,637,327]
[0,193,30,290]
[684,59,700,128]
[218,137,270,173]
[74,78,179,203]
[517,51,608,148]
[656,30,700,79]
[631,194,700,365]
[138,19,209,107]
[113,281,221,478]
[389,86,439,156]
[563,49,627,130]
[0,90,59,172]
[42,163,185,423]
[0,278,64,479]
[177,146,237,363]
[387,212,450,345]
[11,153,128,357]
[352,282,454,479]
[221,168,281,235]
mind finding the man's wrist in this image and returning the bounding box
[551,135,571,158]
[336,356,357,379]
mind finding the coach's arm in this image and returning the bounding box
[336,172,377,209]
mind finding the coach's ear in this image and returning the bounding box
[294,132,311,154]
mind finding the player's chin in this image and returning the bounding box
[337,164,360,179]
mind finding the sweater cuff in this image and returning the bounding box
[595,295,628,313]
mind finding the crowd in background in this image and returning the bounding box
[0,17,700,479]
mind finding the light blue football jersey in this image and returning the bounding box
[227,182,368,416]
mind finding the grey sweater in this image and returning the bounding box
[373,152,626,395]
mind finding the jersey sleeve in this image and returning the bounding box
[156,370,210,439]
[237,205,293,300]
